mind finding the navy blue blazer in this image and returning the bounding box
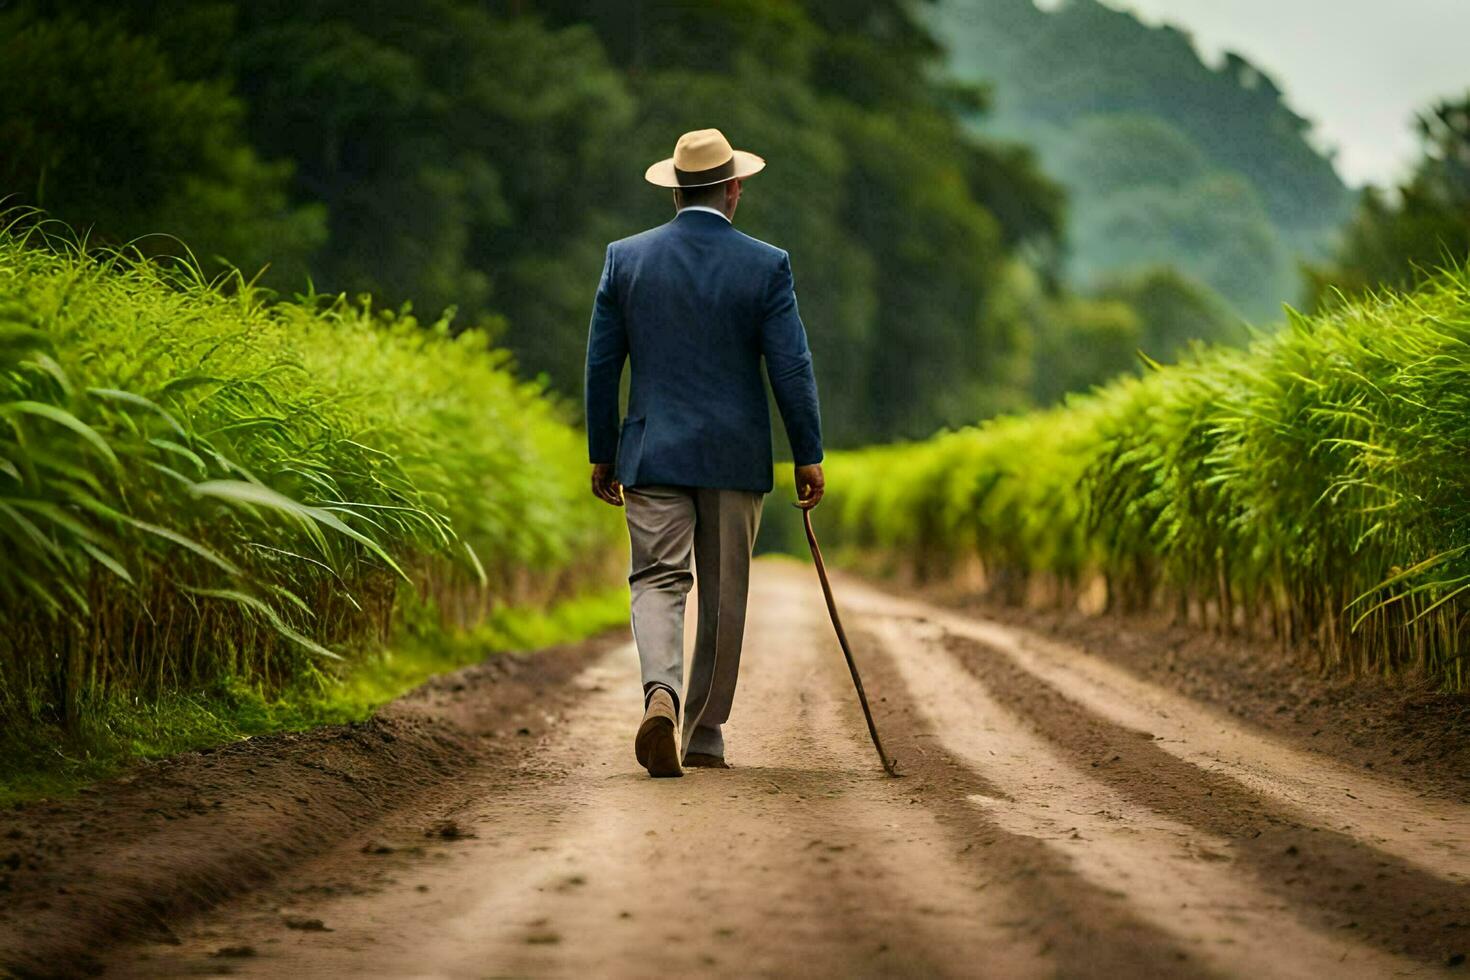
[584,209,823,493]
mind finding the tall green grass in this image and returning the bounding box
[775,269,1470,689]
[0,218,623,735]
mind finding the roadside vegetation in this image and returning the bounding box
[0,221,624,799]
[774,269,1470,690]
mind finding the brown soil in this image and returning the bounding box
[0,632,627,979]
[848,626,1206,978]
[938,629,1469,965]
[3,561,1466,979]
[951,598,1470,804]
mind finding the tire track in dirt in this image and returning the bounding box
[846,578,1470,883]
[845,631,1215,979]
[836,576,1469,969]
[860,613,1439,978]
[934,623,1470,969]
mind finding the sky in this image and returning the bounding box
[1096,0,1470,187]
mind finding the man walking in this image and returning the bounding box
[585,128,825,778]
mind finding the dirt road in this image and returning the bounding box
[101,559,1467,978]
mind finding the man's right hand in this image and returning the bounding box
[591,463,624,507]
[795,463,824,510]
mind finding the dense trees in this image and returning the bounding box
[1096,267,1242,364]
[0,8,325,281]
[506,0,1071,440]
[4,0,1072,446]
[10,1,1443,443]
[933,0,1353,321]
[980,261,1239,406]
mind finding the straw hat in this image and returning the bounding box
[644,128,766,188]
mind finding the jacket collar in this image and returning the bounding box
[675,206,733,225]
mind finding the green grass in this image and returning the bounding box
[0,214,625,785]
[0,586,630,806]
[770,267,1470,690]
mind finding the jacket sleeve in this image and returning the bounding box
[759,250,824,467]
[585,245,627,464]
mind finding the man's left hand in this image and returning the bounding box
[795,463,824,510]
[591,463,624,507]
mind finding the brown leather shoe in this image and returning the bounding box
[683,752,729,769]
[635,688,682,778]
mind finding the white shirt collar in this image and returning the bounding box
[677,205,731,223]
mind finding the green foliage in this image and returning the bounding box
[774,269,1470,690]
[530,0,1061,441]
[1094,266,1244,363]
[5,0,1376,443]
[934,0,1353,320]
[0,8,326,282]
[0,223,623,737]
[1071,168,1292,317]
[984,262,1239,406]
[836,105,1013,434]
[6,0,1067,446]
[1309,94,1470,305]
[1058,115,1210,196]
[1026,296,1141,406]
[239,4,637,343]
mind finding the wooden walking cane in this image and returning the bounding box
[799,505,900,777]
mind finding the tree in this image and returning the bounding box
[989,262,1142,405]
[0,10,324,278]
[1029,299,1142,406]
[1309,94,1470,305]
[935,0,1353,323]
[534,0,1060,442]
[1094,266,1242,362]
[4,0,1071,446]
[225,3,637,335]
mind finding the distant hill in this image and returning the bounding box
[932,0,1354,321]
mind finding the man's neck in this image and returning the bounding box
[678,204,731,223]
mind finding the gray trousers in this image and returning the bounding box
[624,485,764,760]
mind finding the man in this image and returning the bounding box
[585,128,825,778]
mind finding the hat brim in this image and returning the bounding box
[644,150,766,188]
